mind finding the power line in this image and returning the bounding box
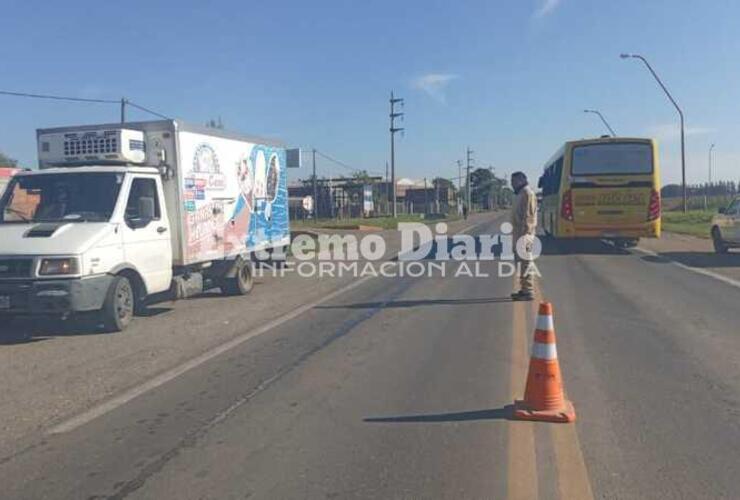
[0,89,118,104]
[314,149,383,176]
[314,149,356,172]
[0,89,170,121]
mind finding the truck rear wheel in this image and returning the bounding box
[222,259,254,296]
[100,276,135,332]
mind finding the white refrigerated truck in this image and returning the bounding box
[0,120,293,331]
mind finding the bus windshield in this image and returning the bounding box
[571,142,653,176]
[0,172,124,224]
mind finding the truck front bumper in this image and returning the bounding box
[0,275,113,315]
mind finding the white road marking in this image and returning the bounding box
[49,275,373,434]
[49,218,490,434]
[635,246,740,290]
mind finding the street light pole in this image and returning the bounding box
[706,143,715,210]
[583,109,616,137]
[621,53,687,213]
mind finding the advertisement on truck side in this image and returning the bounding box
[177,131,289,265]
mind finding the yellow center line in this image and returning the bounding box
[506,283,538,500]
[550,423,595,500]
[533,283,595,500]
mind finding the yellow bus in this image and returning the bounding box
[537,137,661,247]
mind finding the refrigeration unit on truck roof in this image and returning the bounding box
[37,128,147,167]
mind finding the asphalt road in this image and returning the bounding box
[1,212,739,499]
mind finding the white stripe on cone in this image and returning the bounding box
[536,314,554,331]
[532,342,558,360]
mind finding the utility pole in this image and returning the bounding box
[390,91,404,218]
[312,148,318,218]
[329,179,335,219]
[489,165,495,210]
[120,98,127,124]
[457,160,463,215]
[435,179,440,213]
[466,147,473,213]
[424,177,429,215]
[385,161,389,215]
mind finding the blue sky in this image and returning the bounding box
[2,0,739,186]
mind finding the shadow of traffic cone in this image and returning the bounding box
[513,302,576,423]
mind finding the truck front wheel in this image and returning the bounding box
[221,259,254,296]
[101,276,135,332]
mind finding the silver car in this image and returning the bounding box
[711,196,740,253]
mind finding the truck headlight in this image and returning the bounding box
[39,258,79,276]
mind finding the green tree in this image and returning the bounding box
[351,170,373,184]
[0,151,17,167]
[470,168,496,208]
[432,177,455,192]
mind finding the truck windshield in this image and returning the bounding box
[0,172,123,223]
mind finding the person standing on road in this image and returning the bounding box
[510,171,537,301]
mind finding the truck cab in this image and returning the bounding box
[0,166,173,330]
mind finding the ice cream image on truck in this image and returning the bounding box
[246,147,287,250]
[225,152,255,254]
[0,120,294,332]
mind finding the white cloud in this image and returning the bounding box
[533,0,561,18]
[646,124,716,142]
[411,73,460,104]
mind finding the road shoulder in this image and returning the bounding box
[638,231,740,283]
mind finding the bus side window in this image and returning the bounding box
[553,157,563,194]
[542,167,550,196]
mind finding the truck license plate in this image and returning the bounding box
[0,296,9,309]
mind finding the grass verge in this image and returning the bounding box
[662,211,714,238]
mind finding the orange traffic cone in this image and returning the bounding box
[513,302,576,423]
